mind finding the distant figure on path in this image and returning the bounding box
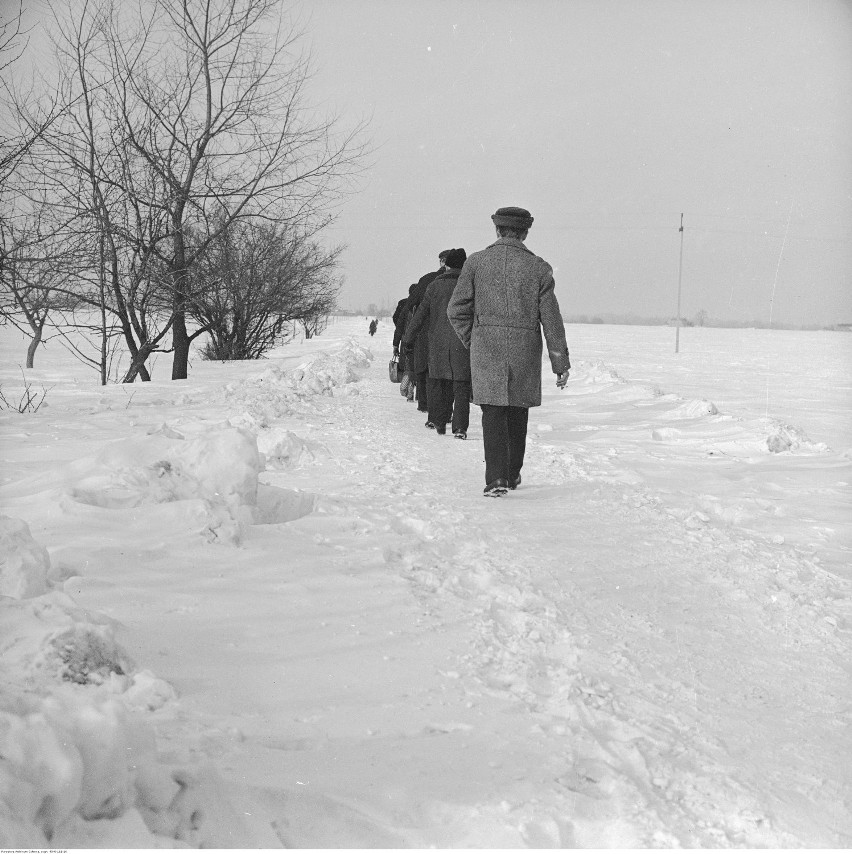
[368,318,378,336]
[403,248,471,437]
[447,207,570,497]
[405,250,450,414]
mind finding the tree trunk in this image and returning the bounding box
[171,311,190,380]
[171,224,190,380]
[124,355,152,383]
[25,330,42,368]
[123,363,151,383]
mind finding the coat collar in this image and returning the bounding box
[435,269,461,280]
[488,237,533,253]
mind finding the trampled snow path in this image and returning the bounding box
[1,321,850,847]
[278,353,850,847]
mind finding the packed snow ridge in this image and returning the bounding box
[1,342,371,847]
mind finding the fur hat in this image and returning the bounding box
[491,206,534,229]
[443,248,467,269]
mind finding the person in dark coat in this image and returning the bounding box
[447,207,570,496]
[393,287,416,400]
[403,248,471,437]
[405,250,450,413]
[392,294,410,353]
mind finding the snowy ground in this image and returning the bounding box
[1,317,850,848]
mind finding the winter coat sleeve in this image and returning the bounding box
[447,258,475,349]
[392,300,407,348]
[538,268,571,373]
[392,300,404,327]
[402,288,431,350]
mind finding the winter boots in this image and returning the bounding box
[483,478,509,497]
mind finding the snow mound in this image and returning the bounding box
[255,428,317,469]
[660,398,720,419]
[292,339,372,392]
[0,549,242,847]
[764,420,828,454]
[29,427,264,544]
[574,360,627,385]
[650,414,829,458]
[0,586,171,705]
[0,515,52,598]
[223,339,372,423]
[227,414,326,471]
[253,484,317,525]
[122,670,178,712]
[42,622,135,686]
[564,360,658,402]
[67,427,260,510]
[0,692,257,848]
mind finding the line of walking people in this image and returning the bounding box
[392,247,472,438]
[391,206,571,497]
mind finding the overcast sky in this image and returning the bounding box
[11,0,852,325]
[301,0,851,325]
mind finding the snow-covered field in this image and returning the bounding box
[1,317,850,848]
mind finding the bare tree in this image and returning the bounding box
[0,167,86,370]
[189,216,341,359]
[20,2,183,383]
[299,290,336,339]
[0,228,66,368]
[7,0,364,383]
[51,0,366,379]
[0,1,64,322]
[0,1,25,72]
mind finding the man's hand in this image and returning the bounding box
[556,371,569,389]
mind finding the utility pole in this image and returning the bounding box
[675,212,684,353]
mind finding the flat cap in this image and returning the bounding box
[491,206,534,229]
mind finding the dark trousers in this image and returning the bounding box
[414,371,429,412]
[480,404,529,484]
[427,377,471,433]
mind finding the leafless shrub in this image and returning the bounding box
[191,216,341,360]
[0,369,51,413]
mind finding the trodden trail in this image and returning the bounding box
[242,344,850,847]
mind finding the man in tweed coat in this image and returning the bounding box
[447,206,570,496]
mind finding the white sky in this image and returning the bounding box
[301,0,852,325]
[9,0,852,325]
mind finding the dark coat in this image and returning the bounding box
[404,269,441,374]
[447,238,570,407]
[403,270,471,381]
[392,297,409,350]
